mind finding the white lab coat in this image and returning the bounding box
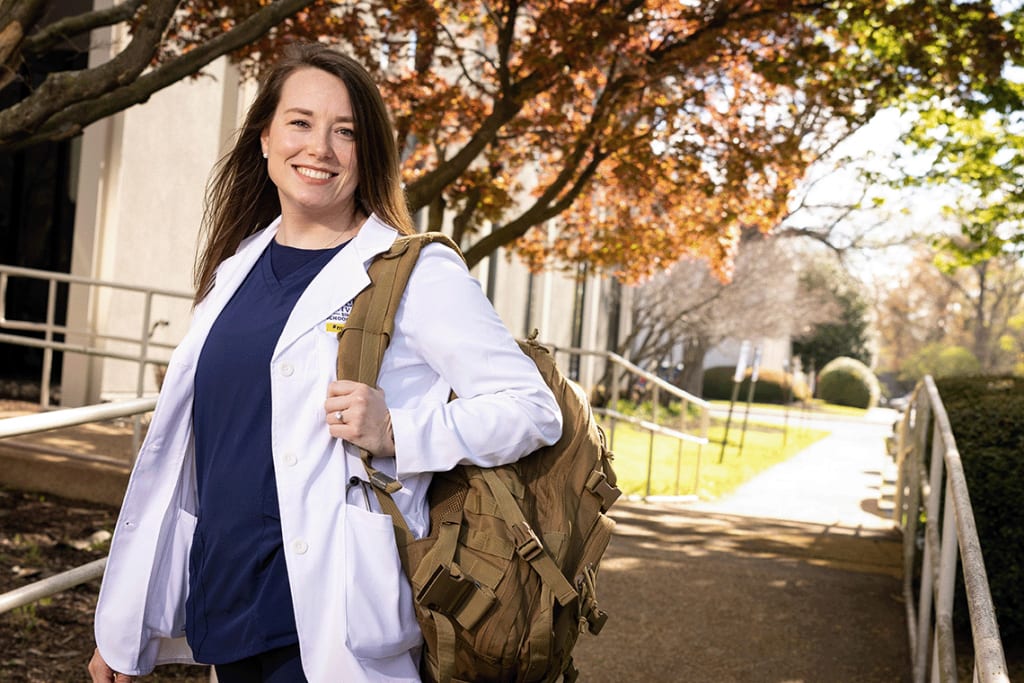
[94,215,562,682]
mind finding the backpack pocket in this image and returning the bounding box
[343,505,422,659]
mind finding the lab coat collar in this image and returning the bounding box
[174,220,280,367]
[273,213,399,359]
[194,220,280,328]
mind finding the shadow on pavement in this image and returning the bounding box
[572,501,910,683]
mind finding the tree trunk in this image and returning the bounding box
[680,337,710,397]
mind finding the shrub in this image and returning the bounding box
[817,356,880,409]
[898,343,981,384]
[934,376,1024,644]
[701,366,810,403]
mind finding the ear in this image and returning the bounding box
[260,129,269,157]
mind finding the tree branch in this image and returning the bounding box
[0,0,47,92]
[0,0,317,151]
[462,146,606,268]
[0,0,179,145]
[23,0,144,56]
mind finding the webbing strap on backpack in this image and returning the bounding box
[336,232,461,550]
[479,469,576,606]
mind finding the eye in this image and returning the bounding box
[336,127,355,139]
[288,119,311,128]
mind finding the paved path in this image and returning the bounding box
[686,407,900,530]
[0,401,911,681]
[572,407,910,682]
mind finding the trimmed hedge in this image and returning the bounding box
[702,365,810,403]
[934,376,1024,644]
[817,356,880,409]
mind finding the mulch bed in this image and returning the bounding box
[0,486,208,682]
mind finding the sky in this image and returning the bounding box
[780,107,957,287]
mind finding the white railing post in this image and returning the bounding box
[41,278,57,407]
[935,480,959,681]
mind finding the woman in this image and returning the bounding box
[88,42,562,683]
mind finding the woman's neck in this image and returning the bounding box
[276,208,367,250]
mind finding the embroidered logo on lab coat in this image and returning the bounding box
[325,300,353,333]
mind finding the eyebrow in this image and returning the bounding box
[283,107,354,123]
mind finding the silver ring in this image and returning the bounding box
[334,410,344,423]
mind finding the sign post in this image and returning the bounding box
[718,341,751,463]
[737,344,763,457]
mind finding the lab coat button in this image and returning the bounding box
[284,452,298,467]
[280,363,294,377]
[292,539,309,555]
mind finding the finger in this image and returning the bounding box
[326,379,360,398]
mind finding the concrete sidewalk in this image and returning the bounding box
[685,407,900,530]
[0,400,911,681]
[572,407,909,682]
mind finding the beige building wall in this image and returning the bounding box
[474,237,617,395]
[62,45,245,403]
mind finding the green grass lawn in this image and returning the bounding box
[601,416,830,500]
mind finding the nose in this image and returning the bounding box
[307,127,333,159]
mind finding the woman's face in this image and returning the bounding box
[260,67,360,227]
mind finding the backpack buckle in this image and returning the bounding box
[418,563,474,614]
[511,521,543,562]
[369,470,402,494]
[586,470,621,512]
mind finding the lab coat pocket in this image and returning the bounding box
[344,505,421,659]
[145,508,197,639]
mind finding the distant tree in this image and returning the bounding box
[898,343,981,385]
[873,247,962,377]
[792,260,872,373]
[933,240,1024,373]
[874,242,1024,380]
[622,230,834,396]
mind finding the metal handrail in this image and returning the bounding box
[0,264,191,409]
[549,344,711,499]
[0,559,107,615]
[894,376,1009,683]
[0,398,159,616]
[0,397,157,439]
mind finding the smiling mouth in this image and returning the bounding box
[295,166,337,180]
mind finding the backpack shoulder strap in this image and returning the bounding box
[338,231,462,390]
[336,231,462,545]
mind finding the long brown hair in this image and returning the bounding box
[194,42,414,303]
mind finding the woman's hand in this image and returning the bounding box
[88,649,135,682]
[325,380,395,458]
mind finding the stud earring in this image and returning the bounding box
[262,151,268,159]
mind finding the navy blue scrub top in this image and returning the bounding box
[187,238,346,664]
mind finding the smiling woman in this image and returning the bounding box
[260,68,364,249]
[86,43,563,683]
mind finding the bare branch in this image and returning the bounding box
[0,0,179,144]
[0,0,48,92]
[23,0,144,56]
[0,0,317,151]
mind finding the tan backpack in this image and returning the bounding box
[337,233,620,682]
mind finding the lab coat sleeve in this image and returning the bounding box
[388,243,562,478]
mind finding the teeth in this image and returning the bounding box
[296,166,333,180]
